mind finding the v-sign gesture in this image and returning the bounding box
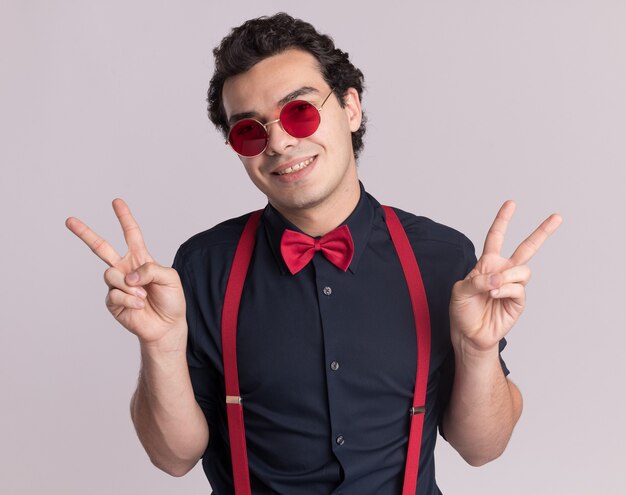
[450,201,562,354]
[66,199,186,348]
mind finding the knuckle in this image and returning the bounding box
[105,289,115,307]
[90,236,104,251]
[164,266,177,278]
[472,274,486,289]
[512,283,525,296]
[103,267,117,284]
[518,265,532,283]
[140,261,157,273]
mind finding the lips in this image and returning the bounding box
[274,156,315,176]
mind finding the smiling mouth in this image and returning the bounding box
[276,157,315,176]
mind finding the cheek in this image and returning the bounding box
[241,160,258,179]
[241,159,269,187]
[335,107,356,144]
[318,112,352,149]
[329,116,354,155]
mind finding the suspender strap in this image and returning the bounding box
[221,210,262,495]
[222,206,431,495]
[382,206,432,495]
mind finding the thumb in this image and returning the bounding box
[454,272,502,298]
[125,262,180,288]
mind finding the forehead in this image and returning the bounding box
[222,49,327,118]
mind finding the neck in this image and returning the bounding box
[273,180,361,237]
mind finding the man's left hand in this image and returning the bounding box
[450,201,562,354]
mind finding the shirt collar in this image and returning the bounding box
[262,182,377,275]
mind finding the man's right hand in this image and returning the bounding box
[66,199,186,348]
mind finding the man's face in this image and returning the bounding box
[222,49,362,218]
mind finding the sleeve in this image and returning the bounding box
[172,248,220,427]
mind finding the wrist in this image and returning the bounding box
[139,323,188,357]
[137,326,190,392]
[451,331,501,368]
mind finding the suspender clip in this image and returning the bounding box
[410,405,425,415]
[226,395,242,405]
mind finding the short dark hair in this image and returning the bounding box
[207,13,367,159]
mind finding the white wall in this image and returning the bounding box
[1,1,624,493]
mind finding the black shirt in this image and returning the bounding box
[173,185,507,494]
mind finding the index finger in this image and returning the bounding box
[509,213,563,265]
[65,216,122,267]
[482,200,516,257]
[112,198,148,253]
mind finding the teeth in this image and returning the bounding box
[277,157,314,175]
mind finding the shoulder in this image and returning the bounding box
[380,204,476,279]
[384,205,474,254]
[378,204,477,299]
[173,211,257,270]
[178,212,252,254]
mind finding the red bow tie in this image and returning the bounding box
[280,225,355,275]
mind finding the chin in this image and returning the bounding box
[271,190,326,212]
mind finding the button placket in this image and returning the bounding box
[313,258,347,459]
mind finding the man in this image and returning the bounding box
[66,13,561,495]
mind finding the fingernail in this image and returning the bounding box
[489,274,500,288]
[127,272,139,283]
[135,288,147,298]
[134,298,145,309]
[490,288,500,297]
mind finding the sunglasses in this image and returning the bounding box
[226,89,334,157]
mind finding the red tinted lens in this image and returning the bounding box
[228,119,268,156]
[280,100,321,138]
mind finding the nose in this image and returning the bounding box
[264,119,299,156]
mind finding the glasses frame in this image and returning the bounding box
[226,89,335,157]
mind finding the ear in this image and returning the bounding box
[342,87,362,133]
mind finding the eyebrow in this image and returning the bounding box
[227,86,321,126]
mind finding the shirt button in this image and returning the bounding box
[330,361,339,371]
[323,286,332,296]
[336,435,345,446]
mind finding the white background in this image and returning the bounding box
[2,1,625,493]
